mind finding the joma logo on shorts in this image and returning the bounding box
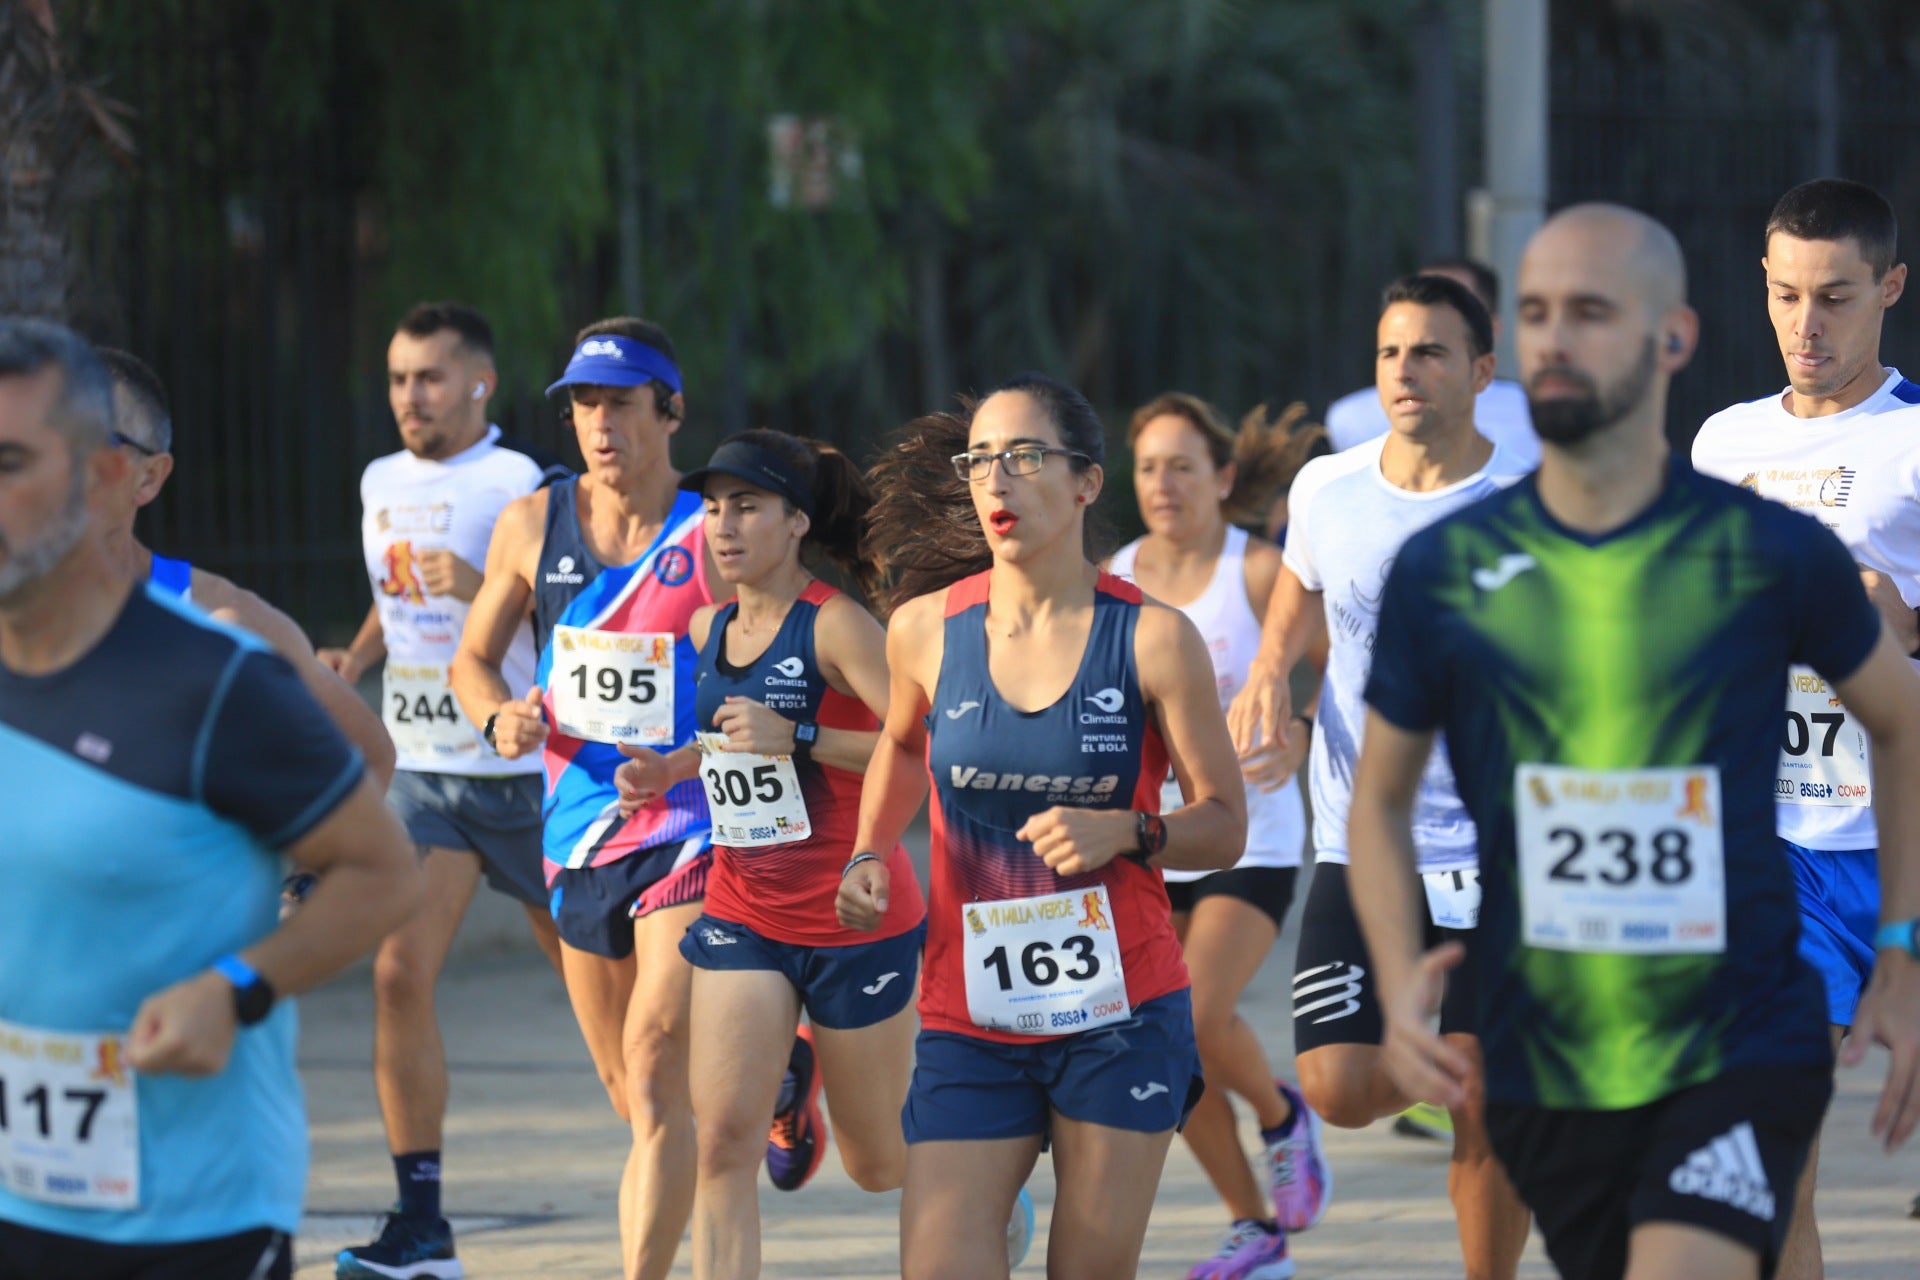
[948,767,1120,796]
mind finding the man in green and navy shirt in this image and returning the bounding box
[1348,204,1920,1280]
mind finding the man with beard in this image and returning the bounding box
[0,320,420,1278]
[1347,203,1920,1280]
[1691,179,1917,1278]
[1227,273,1532,1280]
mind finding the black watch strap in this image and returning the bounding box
[213,955,276,1027]
[483,711,500,748]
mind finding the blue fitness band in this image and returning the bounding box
[212,954,260,988]
[1873,919,1920,959]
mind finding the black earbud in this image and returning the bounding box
[1667,333,1683,354]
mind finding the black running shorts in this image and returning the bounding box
[1485,1064,1831,1280]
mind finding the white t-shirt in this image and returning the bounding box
[360,426,563,776]
[1110,527,1307,877]
[1325,378,1540,469]
[1285,434,1528,871]
[1691,367,1920,852]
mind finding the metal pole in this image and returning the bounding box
[1479,0,1548,377]
[1416,0,1461,261]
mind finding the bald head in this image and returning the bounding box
[1516,203,1697,449]
[1528,203,1687,315]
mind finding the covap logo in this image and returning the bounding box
[655,546,695,586]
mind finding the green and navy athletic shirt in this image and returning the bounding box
[1365,457,1879,1110]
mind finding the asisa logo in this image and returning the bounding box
[948,765,1120,797]
[655,546,695,586]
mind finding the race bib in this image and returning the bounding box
[383,663,479,761]
[1775,667,1870,807]
[550,628,675,746]
[0,1019,139,1210]
[1515,763,1726,955]
[1422,868,1481,930]
[962,886,1130,1035]
[695,731,809,848]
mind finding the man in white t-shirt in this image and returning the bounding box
[1324,258,1540,469]
[1230,274,1533,1280]
[1690,178,1915,1280]
[318,304,568,1280]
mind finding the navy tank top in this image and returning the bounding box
[532,476,606,656]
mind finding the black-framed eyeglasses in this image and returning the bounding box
[950,445,1090,483]
[111,431,158,457]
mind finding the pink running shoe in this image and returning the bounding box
[1186,1220,1293,1280]
[1265,1080,1332,1231]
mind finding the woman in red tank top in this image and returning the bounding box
[847,374,1250,1280]
[613,430,924,1280]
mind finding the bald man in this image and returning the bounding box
[1345,203,1920,1280]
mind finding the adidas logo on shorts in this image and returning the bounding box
[1667,1121,1776,1221]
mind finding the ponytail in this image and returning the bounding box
[1225,401,1329,528]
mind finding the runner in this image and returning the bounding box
[0,320,419,1278]
[1348,202,1920,1280]
[1227,274,1533,1280]
[1323,259,1539,468]
[1690,179,1917,1279]
[93,346,395,789]
[608,429,929,1279]
[852,372,1247,1280]
[451,319,801,1280]
[314,304,568,1280]
[1110,391,1331,1280]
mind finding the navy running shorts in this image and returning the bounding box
[901,989,1203,1144]
[680,913,926,1029]
[549,835,710,959]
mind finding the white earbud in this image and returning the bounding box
[471,382,486,400]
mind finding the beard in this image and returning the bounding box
[1528,337,1657,447]
[0,471,91,603]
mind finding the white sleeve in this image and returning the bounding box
[1281,457,1333,591]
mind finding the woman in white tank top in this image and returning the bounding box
[1112,393,1333,1278]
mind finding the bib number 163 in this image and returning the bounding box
[961,886,1130,1035]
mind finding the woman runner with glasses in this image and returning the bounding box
[847,372,1247,1280]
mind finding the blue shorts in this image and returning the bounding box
[549,836,710,959]
[1784,841,1879,1027]
[901,989,1203,1145]
[679,914,926,1030]
[388,770,546,906]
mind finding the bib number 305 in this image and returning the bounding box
[695,731,809,848]
[0,1019,140,1209]
[1514,763,1726,955]
[962,886,1129,1035]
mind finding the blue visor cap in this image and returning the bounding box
[545,335,683,398]
[679,437,814,518]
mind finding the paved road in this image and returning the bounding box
[292,856,1920,1278]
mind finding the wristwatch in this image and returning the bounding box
[482,711,500,749]
[791,721,819,760]
[212,954,277,1027]
[1127,810,1167,865]
[1874,918,1920,959]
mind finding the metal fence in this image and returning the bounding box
[1551,29,1920,446]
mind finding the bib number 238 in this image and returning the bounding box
[550,627,675,746]
[962,886,1129,1035]
[1515,763,1725,955]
